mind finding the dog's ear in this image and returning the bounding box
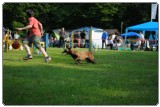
[62,49,69,55]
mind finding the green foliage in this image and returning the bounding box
[3,3,154,32]
[12,21,27,37]
[3,48,158,105]
[12,21,24,28]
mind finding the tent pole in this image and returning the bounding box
[71,33,74,49]
[151,3,152,22]
[142,31,145,37]
[89,26,92,52]
[124,29,128,44]
[155,30,158,45]
[121,21,123,34]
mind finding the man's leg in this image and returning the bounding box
[33,36,51,62]
[39,47,48,58]
[23,38,32,60]
[23,43,31,55]
[105,41,107,49]
[59,37,61,47]
[102,40,104,49]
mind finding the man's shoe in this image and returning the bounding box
[23,54,32,60]
[45,56,51,62]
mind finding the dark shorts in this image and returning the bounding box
[23,36,42,49]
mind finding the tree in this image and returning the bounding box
[3,3,153,32]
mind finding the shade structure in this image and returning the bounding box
[124,21,158,43]
[121,32,140,37]
[126,21,158,31]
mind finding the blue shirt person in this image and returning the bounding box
[101,31,108,49]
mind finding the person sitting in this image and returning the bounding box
[53,38,59,47]
[49,36,54,46]
[113,36,123,50]
[14,32,20,40]
[131,38,141,51]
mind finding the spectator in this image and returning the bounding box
[139,31,145,50]
[59,27,66,48]
[101,31,108,49]
[49,36,54,47]
[54,38,59,47]
[107,32,118,50]
[80,30,86,48]
[131,38,141,51]
[85,30,89,48]
[113,35,123,50]
[77,31,81,48]
[14,32,20,40]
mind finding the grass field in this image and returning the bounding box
[3,47,158,105]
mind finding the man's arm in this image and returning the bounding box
[16,25,32,31]
[38,22,43,35]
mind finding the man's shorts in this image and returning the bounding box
[23,36,42,49]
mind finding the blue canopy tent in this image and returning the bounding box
[124,21,158,44]
[121,32,140,37]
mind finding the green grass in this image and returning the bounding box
[3,48,158,105]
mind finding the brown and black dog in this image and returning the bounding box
[62,48,96,64]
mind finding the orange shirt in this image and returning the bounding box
[28,17,42,37]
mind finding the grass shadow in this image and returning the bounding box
[3,58,24,62]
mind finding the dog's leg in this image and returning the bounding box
[78,60,82,64]
[75,57,81,64]
[86,58,96,64]
[75,60,82,64]
[75,60,79,64]
[91,60,96,64]
[85,58,90,63]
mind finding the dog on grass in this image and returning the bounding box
[62,48,96,64]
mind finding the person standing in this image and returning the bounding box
[109,32,118,50]
[77,31,81,48]
[139,31,145,50]
[59,27,66,48]
[16,9,51,62]
[85,30,89,48]
[80,30,86,48]
[101,31,108,49]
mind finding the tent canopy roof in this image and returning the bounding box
[126,21,158,31]
[121,32,140,37]
[77,26,102,31]
[72,26,103,32]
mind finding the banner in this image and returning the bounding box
[151,3,158,20]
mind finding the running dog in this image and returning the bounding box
[62,48,96,64]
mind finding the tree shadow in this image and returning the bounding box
[3,58,23,62]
